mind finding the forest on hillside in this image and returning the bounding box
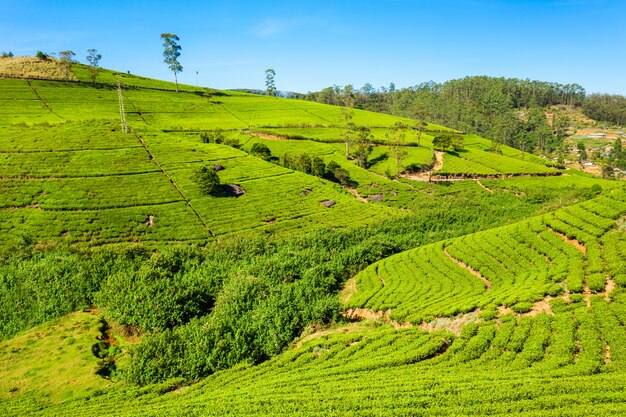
[300,76,626,156]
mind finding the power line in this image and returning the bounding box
[117,77,128,133]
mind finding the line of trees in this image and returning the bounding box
[583,94,626,126]
[300,76,591,155]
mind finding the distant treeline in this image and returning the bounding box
[583,94,626,126]
[297,76,626,154]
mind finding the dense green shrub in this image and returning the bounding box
[196,165,221,195]
[250,143,272,160]
[0,247,141,339]
[96,247,217,331]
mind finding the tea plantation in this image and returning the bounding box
[1,61,625,416]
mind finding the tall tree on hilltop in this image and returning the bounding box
[86,49,102,83]
[160,33,183,92]
[265,69,277,96]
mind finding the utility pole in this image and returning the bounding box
[117,77,128,133]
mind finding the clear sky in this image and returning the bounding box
[3,0,625,94]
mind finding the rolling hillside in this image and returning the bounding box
[3,186,626,416]
[0,62,563,247]
[1,59,625,416]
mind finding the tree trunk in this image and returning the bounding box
[174,72,179,93]
[396,156,400,179]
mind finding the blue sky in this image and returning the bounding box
[2,0,625,94]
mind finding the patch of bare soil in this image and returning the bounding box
[419,310,481,336]
[575,129,619,139]
[605,344,612,364]
[548,227,587,254]
[443,247,492,289]
[247,132,290,141]
[344,308,389,322]
[582,164,603,176]
[498,305,514,316]
[605,278,617,301]
[342,308,410,329]
[498,297,556,318]
[527,298,554,316]
[433,150,444,170]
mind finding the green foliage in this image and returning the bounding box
[85,49,102,83]
[304,76,588,155]
[326,160,351,185]
[196,165,221,195]
[264,68,276,97]
[4,68,626,416]
[160,33,182,91]
[96,247,216,331]
[0,248,138,339]
[352,126,374,168]
[200,129,225,144]
[386,122,408,177]
[249,142,272,160]
[349,190,626,323]
[583,93,626,126]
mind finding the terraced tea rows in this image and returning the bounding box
[0,120,390,245]
[3,65,626,417]
[7,292,626,416]
[346,189,626,323]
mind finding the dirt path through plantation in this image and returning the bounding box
[403,150,444,182]
[433,150,444,170]
[346,187,369,203]
[475,179,494,193]
[444,247,492,289]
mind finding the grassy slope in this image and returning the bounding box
[0,64,566,247]
[3,62,626,415]
[0,311,110,403]
[3,191,626,416]
[0,75,400,246]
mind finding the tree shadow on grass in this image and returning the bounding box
[368,152,389,167]
[212,184,245,197]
